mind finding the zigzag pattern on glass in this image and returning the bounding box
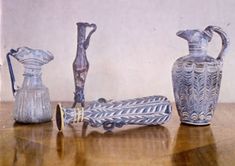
[172,60,223,125]
[60,96,172,131]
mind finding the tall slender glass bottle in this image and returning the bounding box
[72,22,97,107]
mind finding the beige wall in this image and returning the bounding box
[1,0,235,102]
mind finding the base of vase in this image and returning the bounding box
[180,121,211,126]
[14,119,52,124]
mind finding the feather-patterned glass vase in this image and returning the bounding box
[172,26,229,125]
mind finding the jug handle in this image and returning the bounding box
[83,24,97,50]
[204,26,230,61]
[6,49,18,96]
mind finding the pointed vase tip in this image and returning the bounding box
[176,30,184,37]
[176,30,190,40]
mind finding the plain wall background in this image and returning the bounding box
[1,0,235,102]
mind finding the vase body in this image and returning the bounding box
[73,22,96,107]
[7,47,54,123]
[172,26,229,125]
[56,95,172,131]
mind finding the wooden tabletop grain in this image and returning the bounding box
[0,102,235,166]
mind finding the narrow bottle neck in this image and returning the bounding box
[188,42,207,56]
[22,74,43,88]
[76,30,86,56]
[77,27,86,45]
[76,28,87,62]
[24,66,42,76]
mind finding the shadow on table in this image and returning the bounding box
[56,125,171,166]
[171,124,218,166]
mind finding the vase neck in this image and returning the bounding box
[24,66,42,75]
[22,74,43,88]
[77,25,86,46]
[188,42,207,56]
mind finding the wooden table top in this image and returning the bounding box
[0,102,235,166]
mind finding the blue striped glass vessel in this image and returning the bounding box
[172,26,229,125]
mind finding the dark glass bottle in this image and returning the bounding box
[73,22,96,107]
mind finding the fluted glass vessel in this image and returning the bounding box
[7,47,54,123]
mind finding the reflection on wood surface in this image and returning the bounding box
[13,122,53,166]
[1,103,235,165]
[172,124,218,166]
[57,126,170,165]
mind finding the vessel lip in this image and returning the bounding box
[176,30,184,36]
[56,103,64,132]
[176,29,204,39]
[176,29,202,34]
[76,22,90,26]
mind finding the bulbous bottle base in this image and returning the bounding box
[14,112,52,124]
[13,88,52,124]
[14,119,52,124]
